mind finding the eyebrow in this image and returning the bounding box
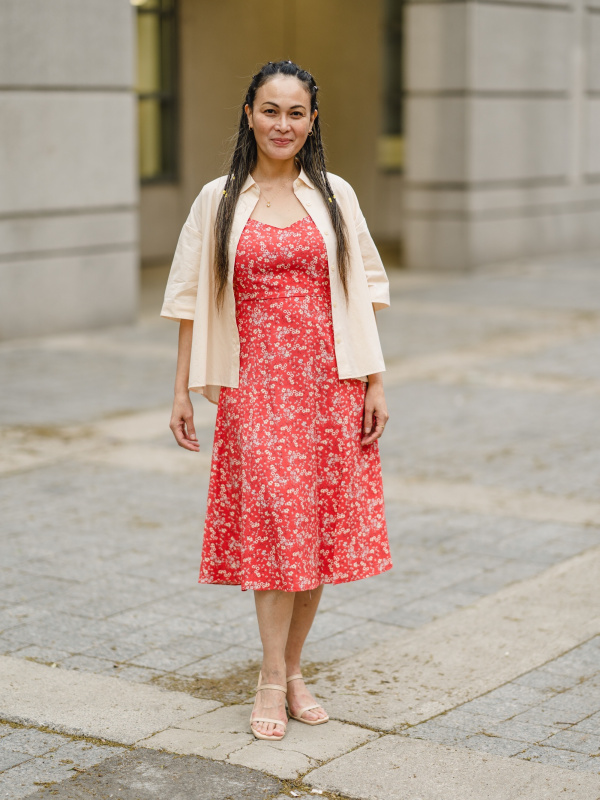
[260,102,307,110]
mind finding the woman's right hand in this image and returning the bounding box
[170,392,199,452]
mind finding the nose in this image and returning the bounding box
[275,116,292,132]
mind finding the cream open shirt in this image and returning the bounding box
[161,166,391,404]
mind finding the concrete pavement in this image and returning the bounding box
[1,252,600,798]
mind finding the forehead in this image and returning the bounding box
[255,75,311,106]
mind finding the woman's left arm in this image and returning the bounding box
[337,178,390,444]
[344,183,390,311]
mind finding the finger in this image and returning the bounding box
[180,438,200,452]
[362,412,387,445]
[172,420,199,451]
[181,420,200,450]
[361,430,379,445]
[185,417,197,443]
[363,405,374,436]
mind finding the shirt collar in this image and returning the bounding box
[239,163,315,194]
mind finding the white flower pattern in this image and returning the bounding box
[199,215,392,591]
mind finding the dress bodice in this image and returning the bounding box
[233,216,330,302]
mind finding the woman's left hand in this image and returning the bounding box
[361,377,389,446]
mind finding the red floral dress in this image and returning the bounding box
[199,215,392,591]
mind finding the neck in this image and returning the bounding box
[252,153,300,183]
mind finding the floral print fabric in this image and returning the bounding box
[199,215,392,591]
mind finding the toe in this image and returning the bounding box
[299,705,327,721]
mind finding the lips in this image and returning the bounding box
[272,138,292,145]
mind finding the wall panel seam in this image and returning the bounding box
[0,85,134,93]
[0,243,138,265]
[405,90,569,98]
[405,0,571,9]
[404,178,568,190]
[0,206,138,222]
[405,200,600,220]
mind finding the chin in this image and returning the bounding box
[267,147,297,159]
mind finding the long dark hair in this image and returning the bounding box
[213,60,350,311]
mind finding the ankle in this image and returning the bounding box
[260,663,286,683]
[285,663,302,679]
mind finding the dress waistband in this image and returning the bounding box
[236,290,330,302]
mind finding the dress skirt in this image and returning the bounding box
[199,214,393,591]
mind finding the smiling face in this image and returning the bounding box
[245,75,317,164]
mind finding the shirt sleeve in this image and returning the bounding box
[160,196,204,322]
[347,185,391,311]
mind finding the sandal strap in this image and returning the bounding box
[295,703,322,718]
[255,683,287,693]
[286,673,304,683]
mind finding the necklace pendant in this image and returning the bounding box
[266,201,271,207]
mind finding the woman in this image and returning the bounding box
[161,60,392,741]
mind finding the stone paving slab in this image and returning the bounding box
[382,317,600,387]
[0,727,122,800]
[139,703,379,780]
[21,748,283,800]
[309,547,600,730]
[403,636,600,771]
[225,718,378,780]
[0,337,178,427]
[304,735,600,800]
[0,656,220,744]
[381,381,600,502]
[0,404,216,478]
[383,474,600,525]
[478,333,600,383]
[397,264,600,313]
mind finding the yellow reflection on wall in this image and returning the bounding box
[135,0,177,181]
[378,135,404,172]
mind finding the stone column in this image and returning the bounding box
[0,0,138,339]
[403,0,600,271]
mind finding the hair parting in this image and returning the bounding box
[213,60,349,311]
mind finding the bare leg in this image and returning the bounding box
[252,589,295,738]
[285,585,328,722]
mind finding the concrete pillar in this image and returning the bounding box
[403,0,600,270]
[0,0,138,339]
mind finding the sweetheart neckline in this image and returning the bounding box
[247,215,311,231]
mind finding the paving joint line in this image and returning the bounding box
[0,717,133,753]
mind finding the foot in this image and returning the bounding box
[250,674,288,739]
[286,673,328,722]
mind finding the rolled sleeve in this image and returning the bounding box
[343,180,390,311]
[356,218,391,310]
[160,213,203,322]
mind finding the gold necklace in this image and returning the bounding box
[259,180,289,208]
[254,171,298,207]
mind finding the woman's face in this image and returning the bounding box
[245,75,317,163]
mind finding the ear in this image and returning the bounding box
[244,103,253,128]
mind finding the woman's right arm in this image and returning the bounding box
[169,319,199,452]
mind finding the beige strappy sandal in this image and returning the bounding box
[286,673,329,725]
[249,671,288,740]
